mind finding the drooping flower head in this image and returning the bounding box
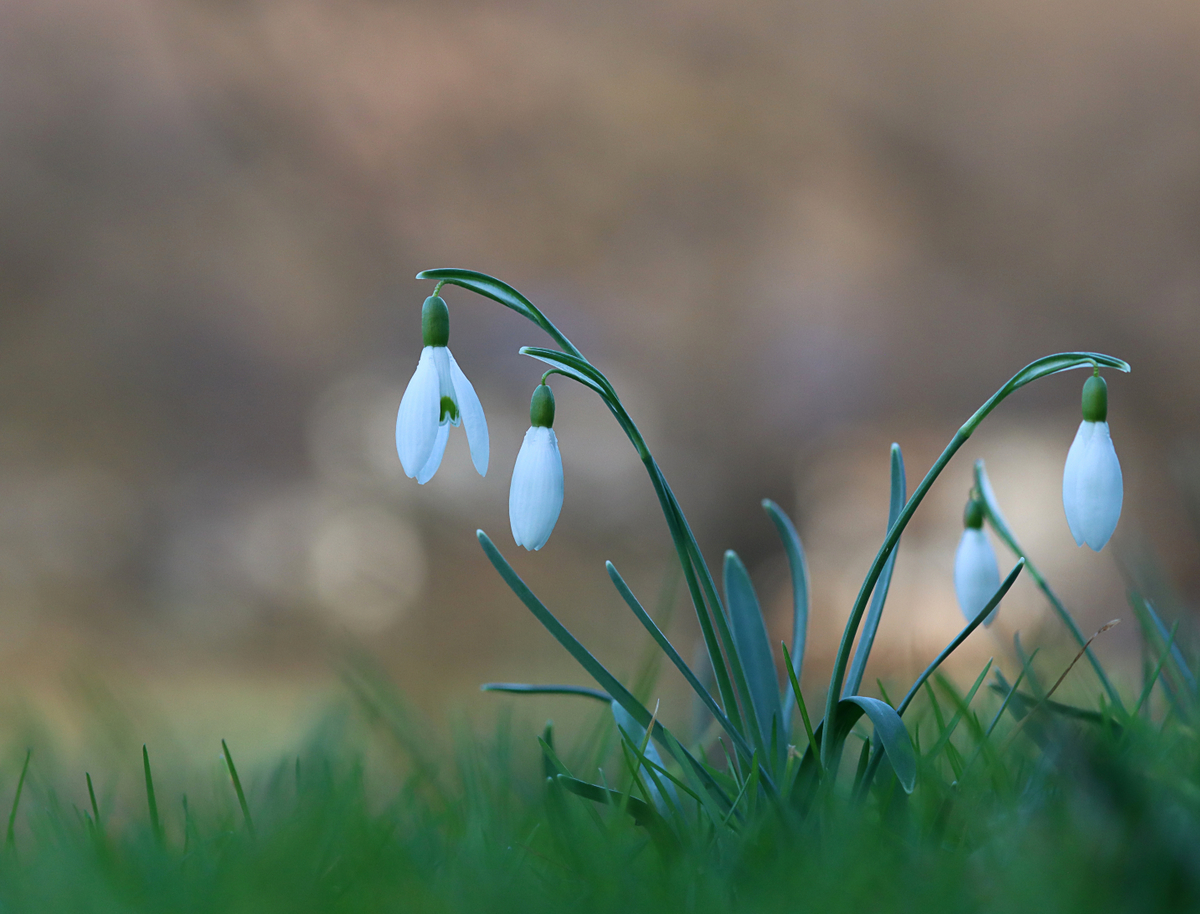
[1062,373,1122,551]
[396,294,488,484]
[954,493,1002,626]
[509,383,564,551]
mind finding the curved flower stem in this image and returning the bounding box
[820,353,1130,769]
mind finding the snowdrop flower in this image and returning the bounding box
[509,383,563,551]
[1062,374,1122,551]
[396,295,488,484]
[954,495,1002,625]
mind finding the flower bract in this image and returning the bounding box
[1062,420,1122,550]
[509,426,563,551]
[396,345,488,484]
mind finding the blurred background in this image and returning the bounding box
[1,0,1198,767]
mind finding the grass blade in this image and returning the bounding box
[6,749,30,849]
[1131,592,1196,693]
[612,700,681,814]
[85,772,101,836]
[222,739,255,836]
[925,661,993,766]
[1133,620,1179,717]
[143,745,162,846]
[782,643,819,763]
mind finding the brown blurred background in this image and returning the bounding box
[1,0,1198,765]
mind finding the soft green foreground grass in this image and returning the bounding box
[0,657,1197,914]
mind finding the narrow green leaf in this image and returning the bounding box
[482,683,612,703]
[554,775,662,832]
[846,444,906,697]
[85,772,101,837]
[477,529,739,809]
[762,500,810,733]
[142,745,161,846]
[781,643,819,767]
[723,551,782,761]
[1133,621,1179,717]
[1002,351,1130,394]
[5,749,30,849]
[222,739,255,837]
[606,562,753,760]
[810,697,917,794]
[896,560,1024,717]
[416,268,541,321]
[538,732,570,780]
[1133,593,1196,693]
[612,701,681,814]
[985,685,1111,727]
[519,347,615,400]
[925,662,992,766]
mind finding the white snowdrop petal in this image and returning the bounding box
[1062,420,1095,547]
[1078,421,1123,550]
[396,347,441,478]
[416,422,451,485]
[509,427,564,551]
[1062,420,1123,551]
[447,349,489,476]
[954,528,1002,625]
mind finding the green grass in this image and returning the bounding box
[0,650,1196,914]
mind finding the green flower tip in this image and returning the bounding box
[1081,374,1107,423]
[421,295,450,348]
[529,383,555,428]
[963,496,985,530]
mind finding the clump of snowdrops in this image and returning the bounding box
[395,268,1136,839]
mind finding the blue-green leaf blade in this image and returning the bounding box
[840,696,917,793]
[723,551,782,759]
[762,499,810,733]
[481,683,612,703]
